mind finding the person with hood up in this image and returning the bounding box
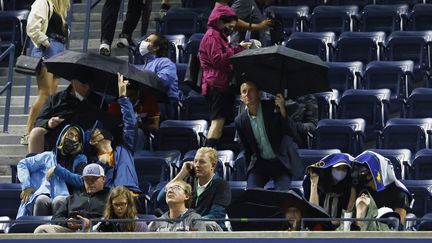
[303,153,357,224]
[199,2,251,148]
[17,125,87,218]
[89,73,141,195]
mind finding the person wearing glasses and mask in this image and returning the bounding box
[96,186,148,232]
[149,180,207,231]
[17,125,87,218]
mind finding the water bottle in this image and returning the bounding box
[244,30,251,42]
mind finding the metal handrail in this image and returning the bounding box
[0,44,16,133]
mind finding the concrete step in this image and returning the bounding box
[0,135,21,145]
[11,84,68,97]
[0,145,27,158]
[0,114,28,125]
[69,46,130,58]
[71,1,170,12]
[0,125,26,135]
[0,96,36,106]
[0,154,25,166]
[0,106,27,115]
[69,28,142,40]
[71,12,160,26]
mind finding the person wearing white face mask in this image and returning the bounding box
[136,33,179,121]
[303,153,357,226]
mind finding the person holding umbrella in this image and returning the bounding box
[199,2,252,148]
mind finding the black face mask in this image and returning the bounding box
[61,138,80,155]
[223,27,234,36]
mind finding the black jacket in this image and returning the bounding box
[53,188,110,227]
[235,100,304,178]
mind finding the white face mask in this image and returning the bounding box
[139,41,151,56]
[331,168,347,182]
[74,91,85,101]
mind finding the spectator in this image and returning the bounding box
[17,125,87,218]
[27,77,117,154]
[95,186,148,232]
[351,150,412,225]
[22,0,70,145]
[303,153,356,222]
[235,81,304,190]
[149,180,207,231]
[199,2,251,148]
[159,147,230,229]
[136,33,179,120]
[34,163,110,233]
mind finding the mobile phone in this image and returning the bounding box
[69,211,82,218]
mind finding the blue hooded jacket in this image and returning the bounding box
[16,125,87,218]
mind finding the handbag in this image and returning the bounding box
[14,35,43,76]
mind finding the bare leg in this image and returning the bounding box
[207,117,225,139]
[28,127,48,153]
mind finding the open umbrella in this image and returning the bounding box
[230,45,331,98]
[43,50,168,102]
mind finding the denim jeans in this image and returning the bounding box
[30,38,65,59]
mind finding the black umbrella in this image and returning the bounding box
[227,189,332,231]
[230,45,331,98]
[43,50,169,102]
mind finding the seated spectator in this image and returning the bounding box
[338,190,390,231]
[89,73,141,195]
[158,147,231,229]
[351,151,412,225]
[34,163,110,233]
[303,153,356,223]
[17,125,87,218]
[136,33,179,120]
[27,77,119,154]
[95,186,148,232]
[149,180,207,231]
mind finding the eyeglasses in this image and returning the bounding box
[165,185,186,192]
[112,202,128,209]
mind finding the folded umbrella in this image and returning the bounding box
[230,45,331,98]
[43,50,168,102]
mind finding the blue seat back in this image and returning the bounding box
[134,156,171,187]
[8,215,52,233]
[263,6,309,36]
[158,10,201,38]
[412,149,432,180]
[286,32,336,61]
[180,94,210,121]
[327,61,363,93]
[297,148,342,168]
[335,31,386,63]
[409,4,432,31]
[402,179,432,217]
[313,89,339,119]
[309,5,358,36]
[0,183,22,219]
[360,4,409,35]
[406,88,432,118]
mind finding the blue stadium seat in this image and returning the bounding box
[402,179,432,217]
[156,9,201,38]
[264,180,304,195]
[327,61,363,93]
[232,151,247,181]
[375,0,419,8]
[179,149,234,180]
[378,118,432,154]
[359,4,409,35]
[409,4,432,31]
[313,89,339,119]
[286,32,336,61]
[297,148,342,168]
[134,156,171,187]
[134,150,182,178]
[338,89,391,140]
[313,118,366,155]
[218,123,241,155]
[369,148,412,180]
[156,120,208,155]
[180,94,210,121]
[3,0,33,10]
[362,61,414,111]
[165,34,186,64]
[7,215,52,233]
[385,31,432,83]
[411,149,432,180]
[325,0,369,10]
[309,5,358,36]
[0,183,22,219]
[263,6,309,37]
[334,31,386,63]
[405,88,432,118]
[0,10,29,53]
[279,0,323,9]
[182,33,204,63]
[229,181,247,204]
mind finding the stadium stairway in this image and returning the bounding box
[0,0,182,182]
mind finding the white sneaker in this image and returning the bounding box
[117,37,129,48]
[99,43,111,56]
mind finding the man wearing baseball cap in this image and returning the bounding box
[34,164,110,233]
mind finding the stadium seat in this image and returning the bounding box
[285,32,336,61]
[313,118,366,155]
[135,150,181,178]
[325,0,369,11]
[409,4,432,31]
[313,89,339,119]
[0,183,22,219]
[3,0,33,10]
[327,61,363,93]
[229,181,247,204]
[134,156,171,187]
[279,0,323,9]
[362,61,414,110]
[334,31,386,63]
[218,123,241,155]
[402,179,432,218]
[359,4,409,35]
[7,215,52,233]
[155,120,208,155]
[374,0,419,8]
[385,31,432,83]
[181,33,204,63]
[156,9,201,38]
[405,88,432,118]
[369,148,412,180]
[411,149,432,180]
[378,118,432,154]
[338,89,391,140]
[0,10,29,54]
[165,34,186,64]
[263,6,309,38]
[232,151,247,181]
[309,5,358,36]
[180,94,210,121]
[298,148,342,168]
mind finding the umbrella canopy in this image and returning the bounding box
[43,50,168,102]
[230,45,331,98]
[227,189,332,231]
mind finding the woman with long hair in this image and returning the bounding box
[22,0,70,145]
[97,186,147,232]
